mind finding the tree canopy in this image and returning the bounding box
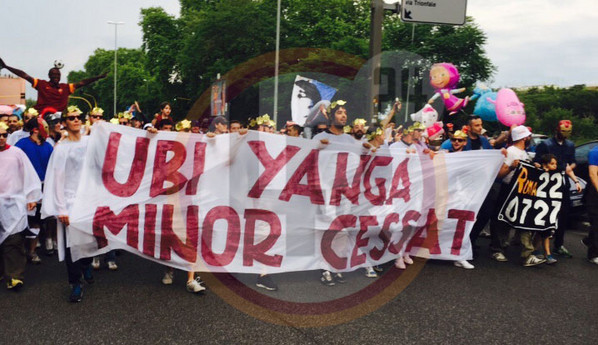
[70,0,495,123]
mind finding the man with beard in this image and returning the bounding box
[313,100,356,285]
[15,118,53,263]
[533,120,581,258]
[0,122,42,291]
[8,108,38,146]
[7,115,20,134]
[351,118,367,142]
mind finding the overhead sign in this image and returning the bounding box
[401,0,468,26]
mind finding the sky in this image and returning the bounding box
[1,0,597,101]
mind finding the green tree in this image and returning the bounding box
[67,48,160,120]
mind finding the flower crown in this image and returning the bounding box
[353,118,366,127]
[66,105,82,116]
[90,107,104,115]
[328,100,347,113]
[25,108,39,117]
[176,119,192,131]
[0,122,8,131]
[366,127,384,141]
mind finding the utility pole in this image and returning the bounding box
[107,21,124,116]
[368,0,400,124]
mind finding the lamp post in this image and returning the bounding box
[273,0,282,127]
[107,21,124,116]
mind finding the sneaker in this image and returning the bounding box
[45,238,54,256]
[589,257,598,265]
[256,275,278,291]
[69,284,83,303]
[30,253,41,264]
[546,255,557,264]
[395,257,406,270]
[333,273,346,284]
[523,254,546,267]
[454,260,475,269]
[403,255,414,265]
[491,252,508,262]
[162,270,174,285]
[320,271,335,286]
[186,279,206,294]
[92,257,100,270]
[6,278,24,291]
[373,265,384,272]
[107,261,118,271]
[554,246,573,258]
[365,267,378,278]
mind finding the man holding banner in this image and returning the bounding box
[493,126,547,266]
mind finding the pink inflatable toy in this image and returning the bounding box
[488,88,526,127]
[428,63,469,115]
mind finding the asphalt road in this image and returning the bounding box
[2,228,597,345]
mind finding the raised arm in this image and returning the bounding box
[73,72,108,89]
[0,57,34,84]
[380,100,402,128]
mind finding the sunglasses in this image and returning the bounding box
[451,138,466,143]
[65,115,85,122]
[90,115,103,119]
[0,133,8,138]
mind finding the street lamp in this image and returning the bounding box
[107,21,124,116]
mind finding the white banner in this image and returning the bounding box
[68,122,503,273]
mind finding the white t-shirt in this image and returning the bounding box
[503,145,532,184]
[312,131,357,145]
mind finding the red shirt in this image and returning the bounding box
[33,79,75,113]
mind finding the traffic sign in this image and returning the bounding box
[401,0,468,26]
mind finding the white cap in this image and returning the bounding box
[511,125,531,141]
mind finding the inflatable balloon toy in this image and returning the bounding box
[428,63,469,115]
[410,104,439,129]
[488,88,526,127]
[470,84,498,122]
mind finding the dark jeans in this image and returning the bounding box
[470,182,500,246]
[489,183,512,254]
[586,185,598,259]
[0,232,27,281]
[63,227,92,285]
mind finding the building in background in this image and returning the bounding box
[0,75,26,105]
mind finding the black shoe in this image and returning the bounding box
[320,271,335,286]
[333,273,346,284]
[69,284,83,303]
[581,237,590,248]
[256,275,278,291]
[83,266,94,284]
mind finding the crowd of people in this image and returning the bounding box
[1,61,597,304]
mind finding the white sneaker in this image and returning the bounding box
[162,270,174,285]
[107,261,118,271]
[364,266,377,278]
[454,260,475,269]
[92,257,100,270]
[403,255,414,265]
[395,257,406,270]
[589,257,598,265]
[186,279,206,293]
[492,252,508,262]
[45,238,54,251]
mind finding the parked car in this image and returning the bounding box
[574,140,598,184]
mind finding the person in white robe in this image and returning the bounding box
[0,122,42,290]
[41,106,93,302]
